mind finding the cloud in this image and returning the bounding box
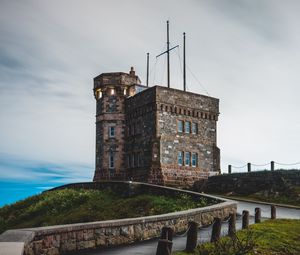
[0,0,299,179]
[0,153,93,183]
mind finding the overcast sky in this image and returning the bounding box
[1,0,300,191]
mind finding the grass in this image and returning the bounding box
[217,186,300,207]
[0,188,209,234]
[174,219,300,255]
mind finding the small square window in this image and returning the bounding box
[185,152,190,166]
[178,151,183,166]
[185,121,190,133]
[178,120,183,133]
[192,123,197,134]
[109,126,115,137]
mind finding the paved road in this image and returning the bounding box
[78,200,300,255]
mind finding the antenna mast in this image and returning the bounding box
[146,53,149,87]
[183,32,186,91]
[156,21,179,88]
[167,21,170,88]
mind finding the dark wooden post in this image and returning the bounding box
[185,221,198,252]
[228,165,232,174]
[228,213,236,237]
[271,161,275,171]
[156,239,172,255]
[247,163,251,172]
[161,226,174,241]
[255,207,261,223]
[242,210,249,229]
[211,217,222,242]
[271,205,276,219]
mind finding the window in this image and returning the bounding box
[108,87,115,96]
[185,121,190,133]
[192,123,197,134]
[96,89,102,99]
[132,154,135,167]
[127,155,131,168]
[185,152,190,166]
[178,120,183,133]
[109,153,114,168]
[137,153,140,167]
[109,126,115,137]
[178,151,183,166]
[192,153,198,167]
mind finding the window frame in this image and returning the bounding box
[192,153,198,167]
[109,153,115,169]
[178,151,183,166]
[185,151,191,166]
[178,120,184,133]
[109,126,115,138]
[192,122,197,134]
[185,121,191,134]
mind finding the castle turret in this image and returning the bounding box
[93,67,141,181]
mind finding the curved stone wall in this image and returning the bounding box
[0,182,237,255]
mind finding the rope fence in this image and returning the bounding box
[227,161,300,174]
[156,205,278,255]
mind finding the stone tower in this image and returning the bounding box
[93,68,220,187]
[93,67,141,181]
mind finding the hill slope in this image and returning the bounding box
[0,188,208,234]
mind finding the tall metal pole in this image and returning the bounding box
[167,20,170,88]
[146,52,149,87]
[183,32,186,91]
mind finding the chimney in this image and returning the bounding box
[129,66,135,77]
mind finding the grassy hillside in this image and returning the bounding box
[0,188,208,234]
[175,219,300,255]
[193,170,300,206]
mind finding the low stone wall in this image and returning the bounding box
[0,182,237,255]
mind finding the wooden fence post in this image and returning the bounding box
[242,210,249,229]
[247,163,251,172]
[271,161,275,171]
[161,226,174,241]
[185,221,198,252]
[228,165,232,174]
[228,213,236,237]
[211,217,222,242]
[156,239,172,255]
[271,205,276,219]
[255,207,261,223]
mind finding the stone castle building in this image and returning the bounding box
[93,67,220,187]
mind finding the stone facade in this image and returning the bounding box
[93,68,220,187]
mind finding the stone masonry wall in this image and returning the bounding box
[11,182,236,255]
[125,87,162,182]
[154,86,220,187]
